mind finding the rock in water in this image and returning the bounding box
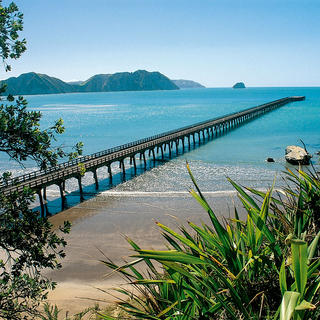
[266,157,275,162]
[285,146,312,165]
[233,82,246,89]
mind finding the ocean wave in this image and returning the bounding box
[98,190,238,197]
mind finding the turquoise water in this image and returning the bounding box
[1,87,320,200]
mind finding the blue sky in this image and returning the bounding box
[2,0,320,87]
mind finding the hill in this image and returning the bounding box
[1,70,179,95]
[67,80,83,86]
[172,79,205,89]
[80,70,179,92]
[1,72,78,95]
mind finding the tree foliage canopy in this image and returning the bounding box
[0,1,82,319]
[0,95,83,172]
[0,0,26,72]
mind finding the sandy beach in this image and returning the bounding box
[46,191,243,315]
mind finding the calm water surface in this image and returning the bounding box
[1,87,319,209]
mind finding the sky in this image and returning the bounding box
[2,0,320,87]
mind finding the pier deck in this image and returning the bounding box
[0,96,305,215]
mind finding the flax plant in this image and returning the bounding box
[99,163,320,320]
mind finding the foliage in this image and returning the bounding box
[0,188,71,319]
[279,237,319,320]
[0,100,82,315]
[0,0,26,72]
[0,1,83,319]
[0,95,83,171]
[78,162,86,176]
[100,163,320,320]
[281,168,320,237]
[39,302,98,320]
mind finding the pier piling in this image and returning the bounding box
[1,96,305,208]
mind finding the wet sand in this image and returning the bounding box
[46,191,244,315]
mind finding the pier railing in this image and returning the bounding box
[0,96,305,195]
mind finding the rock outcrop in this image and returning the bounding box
[285,146,312,165]
[233,82,246,89]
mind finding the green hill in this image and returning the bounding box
[1,72,77,95]
[172,79,205,89]
[80,70,179,92]
[1,70,179,95]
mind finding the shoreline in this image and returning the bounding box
[46,191,245,315]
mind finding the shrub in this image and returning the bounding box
[99,163,320,320]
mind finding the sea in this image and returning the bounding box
[1,87,320,213]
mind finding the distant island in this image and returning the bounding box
[233,82,246,89]
[0,70,179,95]
[172,79,205,89]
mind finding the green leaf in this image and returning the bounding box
[307,231,320,262]
[157,301,179,318]
[156,222,204,255]
[101,258,144,278]
[307,259,320,279]
[126,236,158,274]
[280,291,300,320]
[244,199,281,258]
[304,281,320,303]
[255,189,271,249]
[294,300,316,311]
[279,259,287,295]
[187,163,234,253]
[188,222,224,256]
[246,186,283,205]
[133,250,207,265]
[162,262,239,320]
[227,178,260,210]
[134,279,176,285]
[290,239,308,295]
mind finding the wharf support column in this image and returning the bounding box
[77,175,84,202]
[0,96,305,205]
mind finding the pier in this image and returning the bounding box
[0,96,305,216]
